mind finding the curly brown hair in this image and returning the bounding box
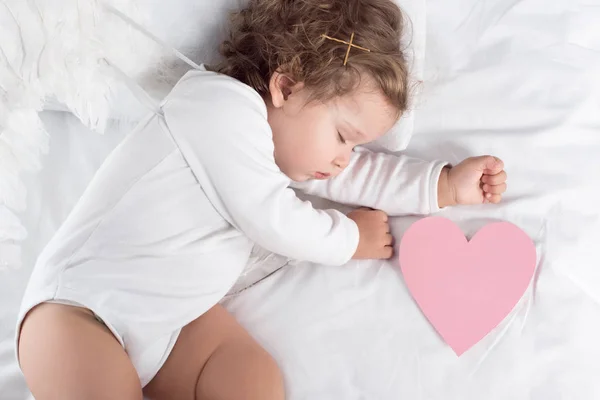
[208,0,411,117]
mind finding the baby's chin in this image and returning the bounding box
[289,174,311,183]
[284,170,314,183]
[281,166,331,183]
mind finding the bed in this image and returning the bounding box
[2,0,600,398]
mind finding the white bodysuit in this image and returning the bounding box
[17,68,447,385]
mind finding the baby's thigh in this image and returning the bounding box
[144,305,285,400]
[18,303,142,400]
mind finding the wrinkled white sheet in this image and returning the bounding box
[2,0,600,398]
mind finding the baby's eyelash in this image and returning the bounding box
[338,132,346,144]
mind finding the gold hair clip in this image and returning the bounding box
[321,32,371,66]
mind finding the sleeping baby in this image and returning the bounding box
[17,0,507,399]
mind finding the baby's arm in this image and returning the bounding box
[163,72,359,265]
[291,147,450,216]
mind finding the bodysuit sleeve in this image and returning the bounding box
[162,70,358,265]
[291,147,449,216]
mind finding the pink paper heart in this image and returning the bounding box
[399,217,536,356]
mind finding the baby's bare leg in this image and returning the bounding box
[144,304,285,400]
[19,303,142,400]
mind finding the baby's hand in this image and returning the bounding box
[348,208,393,260]
[440,156,507,206]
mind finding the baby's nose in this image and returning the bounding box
[333,157,349,170]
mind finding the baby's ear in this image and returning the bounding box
[269,71,302,106]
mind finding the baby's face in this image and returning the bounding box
[267,74,398,182]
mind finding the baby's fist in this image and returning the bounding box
[445,156,507,205]
[348,208,393,260]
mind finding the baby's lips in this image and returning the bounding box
[314,172,330,179]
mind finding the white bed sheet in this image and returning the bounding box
[2,0,600,398]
